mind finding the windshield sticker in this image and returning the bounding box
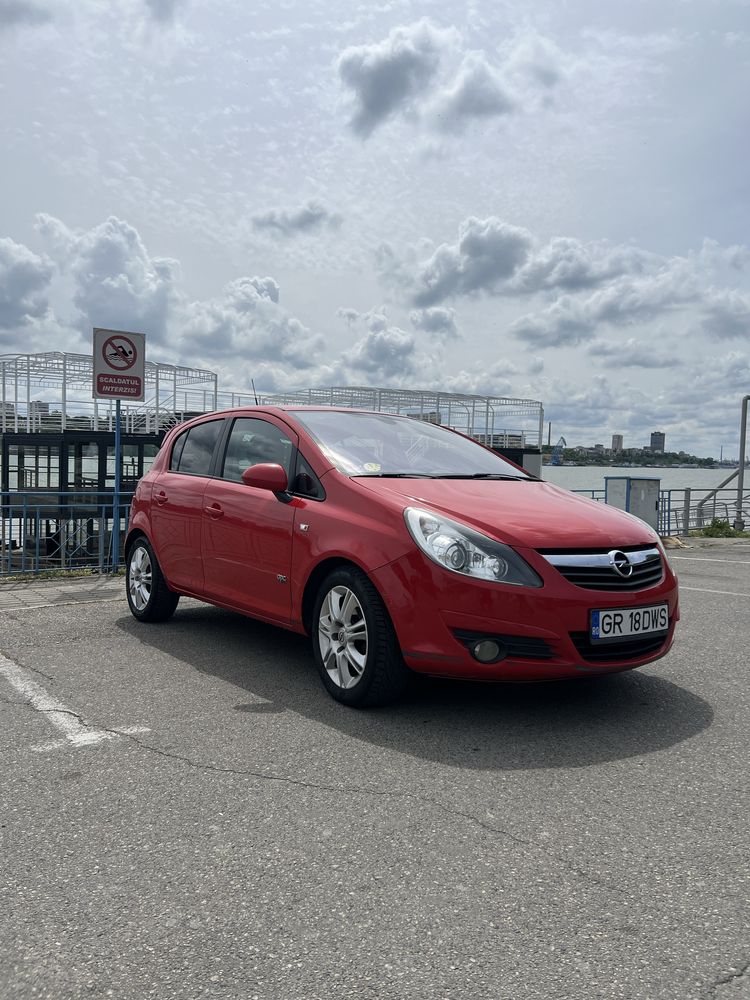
[363,462,381,473]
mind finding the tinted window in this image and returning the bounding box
[172,420,223,476]
[221,418,293,483]
[291,410,529,479]
[170,431,187,471]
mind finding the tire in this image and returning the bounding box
[311,566,410,707]
[125,537,180,623]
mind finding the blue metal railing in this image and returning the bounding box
[1,492,135,576]
[571,486,748,536]
[2,484,748,578]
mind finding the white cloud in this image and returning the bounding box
[28,214,323,377]
[36,214,180,345]
[374,241,428,296]
[511,238,655,294]
[511,254,707,347]
[504,32,568,90]
[0,0,51,30]
[0,237,53,332]
[427,53,515,133]
[252,200,342,237]
[346,323,417,378]
[333,308,422,380]
[700,289,750,339]
[439,357,521,397]
[405,220,663,308]
[409,306,459,340]
[510,295,595,348]
[143,0,185,24]
[382,215,748,356]
[586,337,676,369]
[243,276,280,304]
[688,351,750,394]
[336,306,360,327]
[337,19,455,137]
[413,217,533,306]
[181,276,323,368]
[508,268,699,348]
[337,25,570,138]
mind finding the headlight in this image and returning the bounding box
[404,507,542,587]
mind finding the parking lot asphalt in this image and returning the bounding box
[1,540,749,1000]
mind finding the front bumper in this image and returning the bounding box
[371,549,680,682]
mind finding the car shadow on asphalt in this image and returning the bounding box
[115,602,712,771]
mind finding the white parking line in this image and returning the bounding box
[671,556,750,565]
[0,652,149,752]
[0,597,124,613]
[680,586,749,598]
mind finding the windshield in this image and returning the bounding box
[291,410,530,479]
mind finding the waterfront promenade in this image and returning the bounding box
[1,538,748,999]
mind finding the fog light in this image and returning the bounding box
[471,639,505,663]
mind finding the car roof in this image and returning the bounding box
[219,405,410,418]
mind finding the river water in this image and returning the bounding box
[541,465,737,492]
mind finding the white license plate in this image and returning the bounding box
[590,604,669,643]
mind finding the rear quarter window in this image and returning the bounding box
[169,420,224,476]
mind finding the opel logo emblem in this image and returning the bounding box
[609,550,633,578]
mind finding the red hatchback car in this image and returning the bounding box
[125,407,679,706]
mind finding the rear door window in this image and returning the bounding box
[170,420,224,475]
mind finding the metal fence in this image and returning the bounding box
[572,487,749,536]
[1,485,748,578]
[1,492,133,576]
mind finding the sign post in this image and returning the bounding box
[92,328,146,571]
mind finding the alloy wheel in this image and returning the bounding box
[128,545,152,612]
[318,585,369,689]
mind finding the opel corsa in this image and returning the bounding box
[125,408,679,706]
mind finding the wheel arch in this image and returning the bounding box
[301,557,386,635]
[124,528,148,561]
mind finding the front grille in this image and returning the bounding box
[452,630,555,660]
[570,631,669,663]
[539,546,663,592]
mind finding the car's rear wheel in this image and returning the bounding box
[126,537,179,623]
[311,566,410,707]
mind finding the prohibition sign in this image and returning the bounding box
[102,334,138,371]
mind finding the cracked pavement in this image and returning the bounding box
[1,544,749,999]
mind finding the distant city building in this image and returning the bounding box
[411,410,441,424]
[611,434,623,452]
[650,431,666,453]
[29,401,50,417]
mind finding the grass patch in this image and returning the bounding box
[694,518,750,539]
[0,568,125,584]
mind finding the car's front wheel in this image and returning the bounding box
[126,537,179,623]
[311,566,410,707]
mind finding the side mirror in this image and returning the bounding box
[241,463,289,493]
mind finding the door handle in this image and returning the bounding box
[204,503,224,519]
[155,492,168,506]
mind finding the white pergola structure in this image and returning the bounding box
[0,352,219,435]
[0,354,545,452]
[259,386,545,450]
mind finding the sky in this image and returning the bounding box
[1,0,749,457]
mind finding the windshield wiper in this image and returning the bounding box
[435,473,528,481]
[354,472,529,480]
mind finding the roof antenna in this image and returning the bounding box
[251,379,259,405]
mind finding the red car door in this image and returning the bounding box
[201,415,298,623]
[150,417,225,595]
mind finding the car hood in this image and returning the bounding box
[354,477,657,550]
